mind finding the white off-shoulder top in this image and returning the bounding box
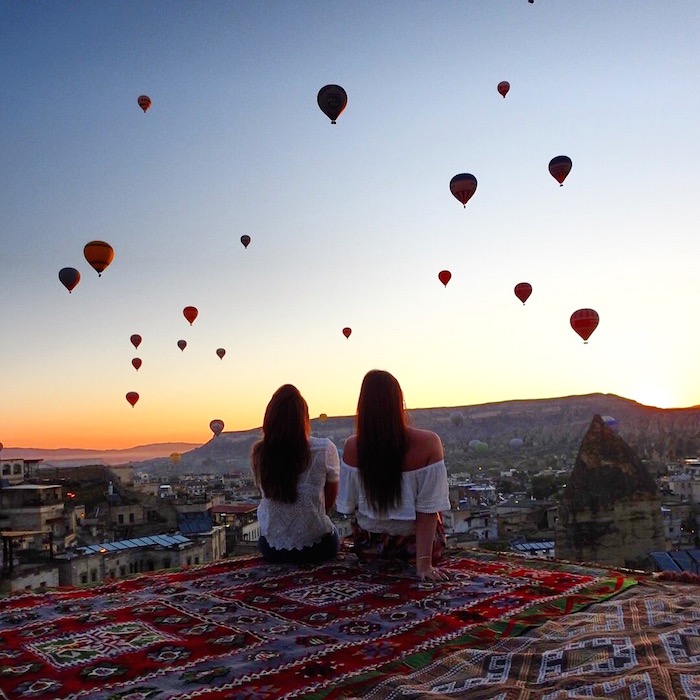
[336,459,450,536]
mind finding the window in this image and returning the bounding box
[80,573,88,584]
[120,566,126,576]
[194,557,200,565]
[118,514,124,524]
[13,464,21,474]
[129,513,135,523]
[90,570,97,582]
[1,466,10,475]
[163,558,171,569]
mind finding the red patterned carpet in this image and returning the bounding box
[0,551,638,699]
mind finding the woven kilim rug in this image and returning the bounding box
[327,579,700,700]
[0,551,634,699]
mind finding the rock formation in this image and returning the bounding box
[556,414,664,569]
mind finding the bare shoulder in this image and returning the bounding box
[342,434,358,466]
[408,426,443,450]
[405,427,444,468]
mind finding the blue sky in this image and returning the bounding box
[1,1,699,448]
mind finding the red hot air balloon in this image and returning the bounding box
[177,339,187,351]
[449,174,478,207]
[210,419,224,437]
[84,241,114,276]
[570,308,599,343]
[126,391,139,407]
[131,357,142,371]
[317,84,347,124]
[514,282,532,305]
[342,327,352,339]
[137,95,151,112]
[216,348,226,359]
[438,270,452,287]
[183,306,198,325]
[240,235,251,249]
[130,334,142,349]
[497,81,510,98]
[549,156,572,186]
[58,267,80,293]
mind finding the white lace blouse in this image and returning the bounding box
[255,436,339,550]
[336,459,450,536]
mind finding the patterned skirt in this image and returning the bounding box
[351,515,446,566]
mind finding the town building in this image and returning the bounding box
[55,534,206,587]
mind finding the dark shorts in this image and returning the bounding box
[258,528,340,565]
[351,515,446,565]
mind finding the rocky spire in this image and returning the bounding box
[556,414,664,569]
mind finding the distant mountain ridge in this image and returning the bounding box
[135,393,700,476]
[5,393,700,473]
[0,443,202,466]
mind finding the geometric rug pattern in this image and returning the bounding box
[0,551,636,699]
[332,579,700,700]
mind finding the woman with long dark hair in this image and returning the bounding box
[336,370,450,581]
[251,384,340,564]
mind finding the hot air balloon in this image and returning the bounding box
[183,306,198,325]
[130,334,142,349]
[474,441,488,453]
[137,95,151,112]
[216,348,226,360]
[319,413,328,423]
[497,81,510,98]
[450,411,464,428]
[58,267,80,293]
[126,391,139,407]
[240,235,251,249]
[84,241,114,276]
[342,327,352,339]
[549,156,572,186]
[131,357,142,371]
[0,442,3,453]
[570,308,599,343]
[468,439,481,450]
[449,173,478,207]
[317,84,347,124]
[514,282,532,305]
[210,419,224,437]
[438,270,452,287]
[509,437,524,450]
[170,452,181,465]
[177,339,187,351]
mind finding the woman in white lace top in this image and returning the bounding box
[336,370,450,581]
[251,384,340,564]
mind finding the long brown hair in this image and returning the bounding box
[356,370,407,513]
[251,384,311,503]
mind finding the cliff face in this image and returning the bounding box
[556,415,665,569]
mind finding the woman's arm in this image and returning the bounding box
[324,481,338,512]
[415,512,449,581]
[413,431,449,581]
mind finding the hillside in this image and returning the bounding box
[0,443,202,466]
[134,393,700,477]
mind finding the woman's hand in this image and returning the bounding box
[417,563,450,582]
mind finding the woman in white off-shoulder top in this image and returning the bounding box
[251,384,340,564]
[336,370,450,581]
